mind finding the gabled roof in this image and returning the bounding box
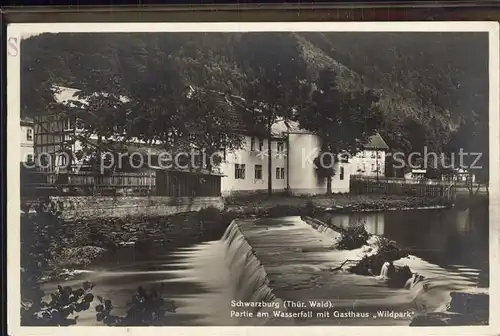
[20,117,34,126]
[53,85,130,107]
[364,133,389,150]
[270,120,390,152]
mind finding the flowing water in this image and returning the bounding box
[41,206,489,326]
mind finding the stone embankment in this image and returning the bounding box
[21,196,232,281]
[225,194,452,218]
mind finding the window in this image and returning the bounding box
[340,167,345,180]
[377,151,382,159]
[259,139,264,151]
[277,141,285,153]
[371,151,376,158]
[59,154,68,167]
[276,167,285,179]
[250,137,256,151]
[26,128,33,141]
[235,164,246,179]
[254,164,263,180]
[371,164,376,172]
[63,118,72,131]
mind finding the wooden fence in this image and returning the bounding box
[21,169,222,197]
[350,179,456,199]
[351,175,479,188]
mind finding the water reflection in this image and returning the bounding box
[320,207,489,282]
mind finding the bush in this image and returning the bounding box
[199,206,224,221]
[20,201,95,326]
[347,236,409,276]
[22,281,95,326]
[21,201,65,313]
[337,225,370,250]
[95,286,176,326]
[20,200,177,327]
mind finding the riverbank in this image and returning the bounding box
[32,194,456,280]
[25,195,489,327]
[22,206,238,282]
[225,194,453,217]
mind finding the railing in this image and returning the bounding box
[21,169,221,197]
[22,170,154,187]
[350,174,478,188]
[350,178,456,199]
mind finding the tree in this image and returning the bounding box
[234,33,311,195]
[445,109,489,194]
[298,67,384,194]
[21,33,247,175]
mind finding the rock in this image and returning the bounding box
[448,291,489,315]
[404,273,425,290]
[391,265,413,288]
[410,311,487,326]
[410,291,489,326]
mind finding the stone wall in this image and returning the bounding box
[48,196,224,220]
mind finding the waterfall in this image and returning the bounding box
[379,261,396,279]
[220,221,288,323]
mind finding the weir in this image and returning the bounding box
[40,213,486,326]
[225,215,486,326]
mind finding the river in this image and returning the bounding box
[41,206,489,326]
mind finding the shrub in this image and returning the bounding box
[95,286,176,326]
[337,225,370,250]
[21,201,65,314]
[22,282,95,326]
[20,201,95,326]
[198,206,224,221]
[347,236,409,276]
[20,200,177,327]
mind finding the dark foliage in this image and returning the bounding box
[347,238,409,276]
[337,225,370,250]
[20,201,95,326]
[95,286,176,326]
[22,281,95,326]
[20,201,179,327]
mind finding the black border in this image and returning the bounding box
[1,3,499,335]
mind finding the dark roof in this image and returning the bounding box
[20,117,34,126]
[364,133,389,150]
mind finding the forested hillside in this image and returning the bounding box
[21,31,489,179]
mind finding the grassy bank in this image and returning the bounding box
[225,193,453,216]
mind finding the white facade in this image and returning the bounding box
[20,119,34,163]
[220,120,352,196]
[351,149,386,177]
[404,169,427,180]
[350,133,389,178]
[220,135,288,195]
[35,86,354,195]
[287,132,350,195]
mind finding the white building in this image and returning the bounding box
[404,169,427,180]
[220,120,351,196]
[441,167,476,184]
[350,132,389,178]
[20,117,34,163]
[33,86,354,196]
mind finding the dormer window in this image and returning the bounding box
[277,142,285,153]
